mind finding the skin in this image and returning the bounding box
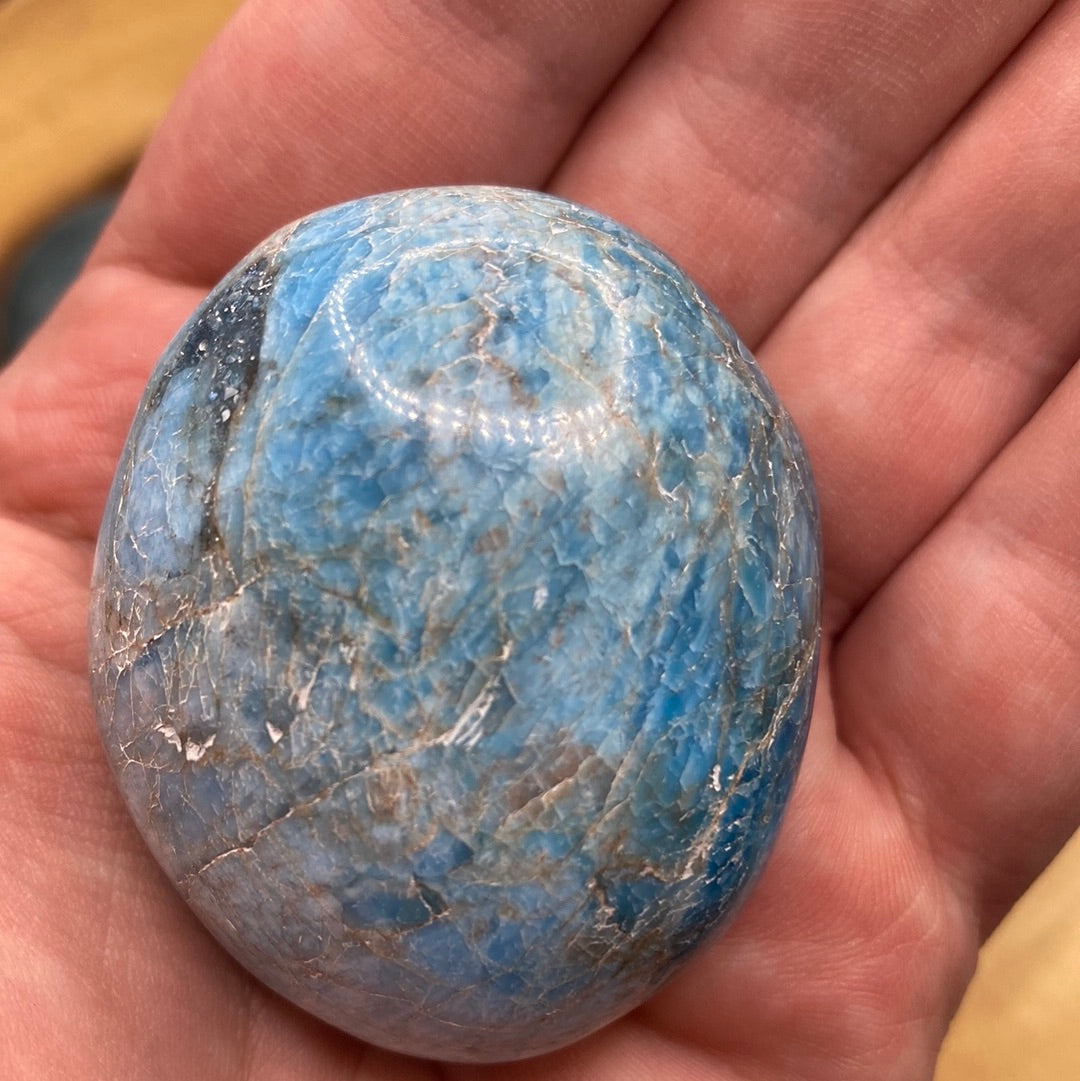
[1,0,1078,1077]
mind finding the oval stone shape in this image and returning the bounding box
[90,186,821,1062]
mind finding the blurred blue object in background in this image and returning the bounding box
[1,193,119,363]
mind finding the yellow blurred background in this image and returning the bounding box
[0,0,1076,1074]
[0,0,242,269]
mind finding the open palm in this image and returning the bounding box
[3,1,1079,1078]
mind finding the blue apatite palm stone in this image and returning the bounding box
[90,186,821,1062]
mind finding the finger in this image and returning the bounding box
[549,0,1054,345]
[835,364,1080,935]
[758,0,1080,626]
[95,0,672,284]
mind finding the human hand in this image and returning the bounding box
[2,1,1078,1077]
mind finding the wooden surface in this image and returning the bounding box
[0,0,240,269]
[2,2,1078,1076]
[937,829,1080,1081]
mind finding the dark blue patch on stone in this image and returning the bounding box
[90,186,821,1063]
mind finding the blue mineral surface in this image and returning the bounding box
[89,186,821,1062]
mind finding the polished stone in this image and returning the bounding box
[90,186,821,1062]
